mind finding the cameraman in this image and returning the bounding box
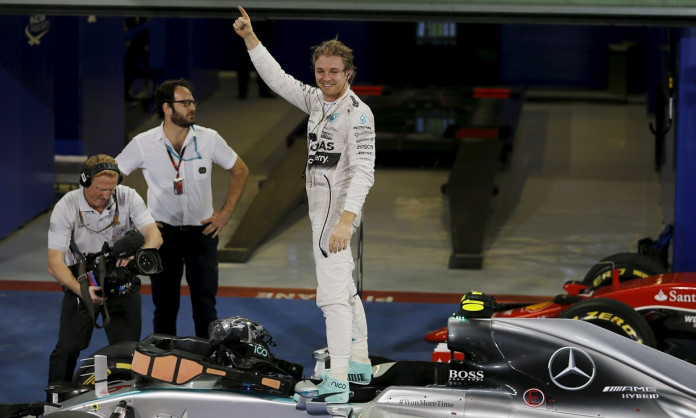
[46,154,162,385]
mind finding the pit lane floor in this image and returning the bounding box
[0,74,665,402]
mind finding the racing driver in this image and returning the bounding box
[234,6,376,403]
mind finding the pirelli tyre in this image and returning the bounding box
[559,298,657,347]
[71,341,137,386]
[582,252,667,290]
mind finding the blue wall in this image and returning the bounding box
[501,25,648,90]
[0,16,674,253]
[0,15,55,240]
[673,29,696,272]
[0,14,221,241]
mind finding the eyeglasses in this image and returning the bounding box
[78,197,120,233]
[170,99,198,107]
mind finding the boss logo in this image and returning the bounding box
[449,370,484,381]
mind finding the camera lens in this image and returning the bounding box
[134,249,163,275]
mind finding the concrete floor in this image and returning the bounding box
[0,74,666,299]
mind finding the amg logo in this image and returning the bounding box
[603,386,657,392]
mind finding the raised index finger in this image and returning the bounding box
[237,5,249,20]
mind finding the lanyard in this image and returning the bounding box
[310,92,349,137]
[166,145,187,177]
[78,193,120,233]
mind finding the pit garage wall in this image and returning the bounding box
[674,28,696,272]
[0,14,219,241]
[0,15,55,241]
[1,16,692,269]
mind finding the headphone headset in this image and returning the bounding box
[79,162,123,188]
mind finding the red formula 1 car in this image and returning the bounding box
[426,252,696,363]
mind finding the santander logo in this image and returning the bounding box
[654,289,696,304]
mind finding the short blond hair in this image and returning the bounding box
[311,38,357,83]
[84,154,120,181]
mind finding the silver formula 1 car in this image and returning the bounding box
[7,314,696,418]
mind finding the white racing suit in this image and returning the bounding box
[249,44,376,375]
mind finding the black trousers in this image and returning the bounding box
[48,281,141,384]
[150,223,219,338]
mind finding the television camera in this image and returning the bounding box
[74,230,162,297]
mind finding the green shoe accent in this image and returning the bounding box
[315,372,349,403]
[348,360,372,385]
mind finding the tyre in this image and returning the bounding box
[582,252,667,290]
[559,298,656,347]
[71,341,138,386]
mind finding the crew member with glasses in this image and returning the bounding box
[116,78,249,338]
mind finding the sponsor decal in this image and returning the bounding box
[328,112,339,123]
[26,15,51,46]
[307,152,340,167]
[685,315,696,327]
[348,372,369,383]
[523,388,545,407]
[548,347,596,391]
[448,361,484,386]
[351,96,359,107]
[565,311,642,342]
[663,290,696,303]
[388,396,463,408]
[362,295,394,302]
[360,114,367,124]
[329,379,347,390]
[255,292,317,300]
[252,343,269,359]
[449,369,485,382]
[523,302,552,312]
[321,131,333,140]
[603,386,660,399]
[310,141,334,151]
